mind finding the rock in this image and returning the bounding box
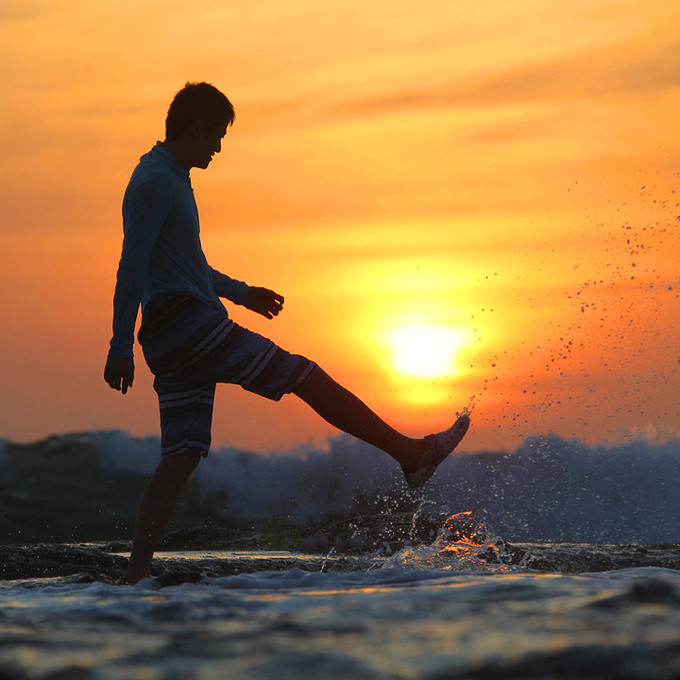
[0,544,128,582]
[297,534,329,553]
[158,525,252,551]
[349,533,371,552]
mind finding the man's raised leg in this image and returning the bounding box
[293,367,418,462]
[125,449,201,584]
[293,366,470,487]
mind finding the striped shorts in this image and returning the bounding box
[138,293,316,458]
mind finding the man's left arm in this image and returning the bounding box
[210,267,250,304]
[210,267,284,319]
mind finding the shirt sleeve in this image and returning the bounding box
[210,267,250,305]
[108,178,171,358]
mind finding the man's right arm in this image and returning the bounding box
[105,178,170,391]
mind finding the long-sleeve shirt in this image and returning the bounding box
[108,142,249,358]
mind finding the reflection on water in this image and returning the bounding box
[435,511,486,553]
[383,507,516,573]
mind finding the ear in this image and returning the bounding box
[188,118,207,138]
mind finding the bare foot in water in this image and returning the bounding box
[124,566,151,585]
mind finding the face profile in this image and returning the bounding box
[157,82,235,173]
[192,120,227,169]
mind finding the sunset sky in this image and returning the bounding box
[1,0,679,453]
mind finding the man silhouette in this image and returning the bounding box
[104,82,470,583]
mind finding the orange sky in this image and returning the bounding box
[1,0,679,452]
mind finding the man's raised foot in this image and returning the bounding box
[402,413,471,488]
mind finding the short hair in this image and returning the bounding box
[165,82,235,140]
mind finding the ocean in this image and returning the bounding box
[0,431,679,678]
[1,550,680,678]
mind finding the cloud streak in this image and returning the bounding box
[244,37,680,130]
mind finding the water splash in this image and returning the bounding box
[458,396,476,418]
[383,509,514,573]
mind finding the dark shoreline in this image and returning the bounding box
[2,540,679,585]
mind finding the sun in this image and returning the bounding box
[389,325,466,378]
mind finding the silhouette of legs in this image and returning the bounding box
[293,366,429,467]
[125,449,201,584]
[125,366,468,583]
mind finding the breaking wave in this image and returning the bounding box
[1,430,678,544]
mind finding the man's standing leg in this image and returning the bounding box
[125,449,201,584]
[124,374,216,583]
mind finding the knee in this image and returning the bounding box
[178,448,202,474]
[293,364,327,399]
[158,448,202,480]
[182,448,202,470]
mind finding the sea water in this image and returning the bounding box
[1,565,679,678]
[2,433,680,677]
[1,526,680,678]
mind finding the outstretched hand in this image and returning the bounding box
[245,287,284,319]
[104,356,135,394]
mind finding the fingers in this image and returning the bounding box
[267,304,281,318]
[121,374,133,394]
[257,288,284,318]
[269,291,284,315]
[263,289,284,307]
[104,358,134,394]
[105,374,123,392]
[247,287,285,318]
[103,366,120,391]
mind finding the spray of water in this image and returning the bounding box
[382,504,514,573]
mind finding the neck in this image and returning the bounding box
[161,138,192,172]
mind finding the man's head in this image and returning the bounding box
[164,82,235,170]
